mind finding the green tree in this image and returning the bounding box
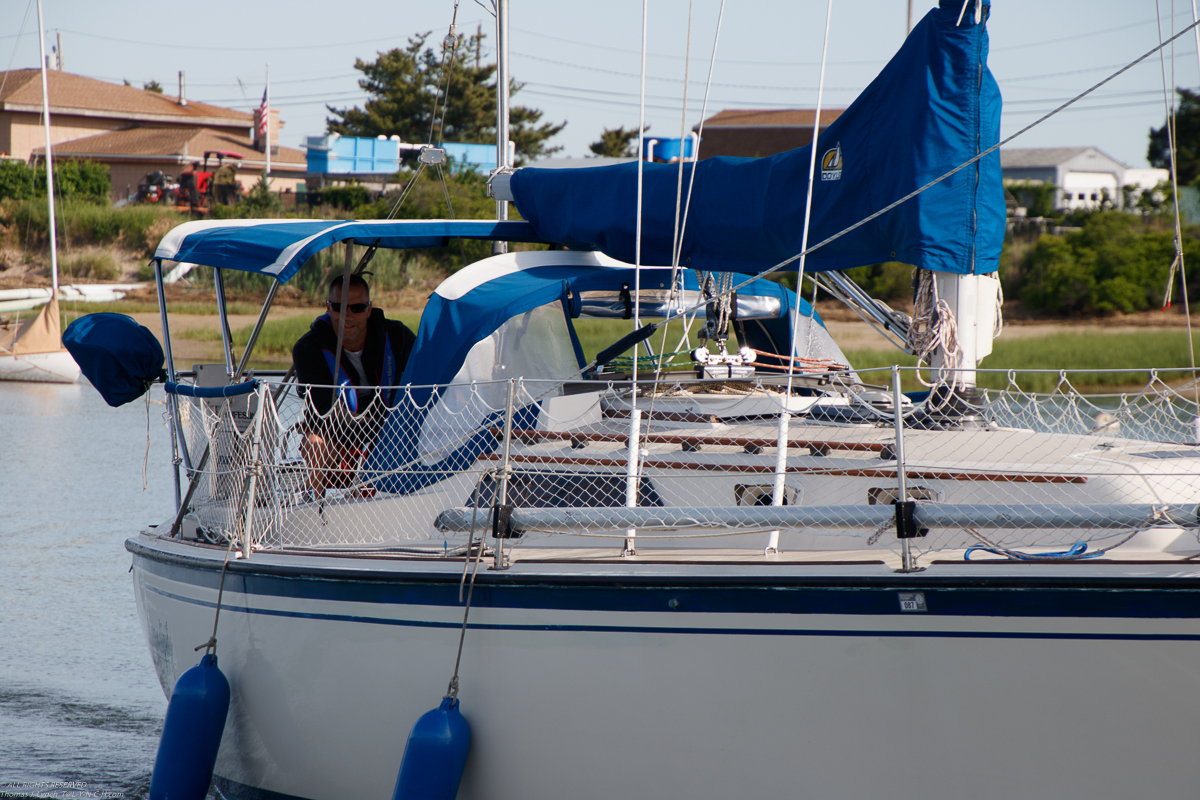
[143,80,163,94]
[1004,180,1058,218]
[845,262,913,302]
[327,32,564,165]
[240,173,282,214]
[1014,212,1191,314]
[1148,88,1200,184]
[589,126,643,158]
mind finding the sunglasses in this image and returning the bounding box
[327,300,371,313]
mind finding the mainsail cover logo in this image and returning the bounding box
[821,142,843,181]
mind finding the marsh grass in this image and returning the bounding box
[156,308,1200,394]
[59,252,121,281]
[56,300,264,316]
[177,310,425,357]
[3,198,183,253]
[846,330,1200,392]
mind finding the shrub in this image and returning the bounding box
[844,262,913,302]
[1005,180,1059,218]
[1013,212,1199,314]
[240,174,283,215]
[60,251,120,281]
[0,159,109,202]
[321,184,371,210]
[0,160,38,200]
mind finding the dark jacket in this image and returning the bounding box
[292,308,416,417]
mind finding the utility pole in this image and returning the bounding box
[265,64,271,184]
[55,30,62,70]
[476,24,482,70]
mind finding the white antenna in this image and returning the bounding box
[35,0,58,296]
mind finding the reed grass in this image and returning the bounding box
[166,309,1200,394]
[2,198,183,253]
[846,331,1200,392]
[56,300,264,316]
[177,311,425,357]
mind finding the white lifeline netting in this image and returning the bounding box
[170,369,1200,559]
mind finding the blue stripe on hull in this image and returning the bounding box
[128,540,1200,621]
[143,581,1200,640]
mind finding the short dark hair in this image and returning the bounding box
[327,273,371,299]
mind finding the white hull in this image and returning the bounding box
[0,350,80,383]
[130,534,1200,800]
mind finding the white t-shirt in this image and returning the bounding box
[345,348,365,382]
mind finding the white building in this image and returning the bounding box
[999,147,1168,211]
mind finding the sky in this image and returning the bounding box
[2,0,1199,168]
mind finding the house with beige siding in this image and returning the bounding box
[0,69,305,199]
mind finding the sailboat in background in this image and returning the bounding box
[0,0,80,383]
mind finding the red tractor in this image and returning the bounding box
[177,150,244,211]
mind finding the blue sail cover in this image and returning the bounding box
[509,0,1003,276]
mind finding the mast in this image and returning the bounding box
[35,0,58,297]
[493,0,510,254]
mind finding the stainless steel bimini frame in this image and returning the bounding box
[153,257,282,511]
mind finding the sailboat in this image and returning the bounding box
[65,0,1200,797]
[0,0,80,384]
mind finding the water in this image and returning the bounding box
[0,383,175,798]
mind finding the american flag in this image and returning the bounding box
[256,89,268,140]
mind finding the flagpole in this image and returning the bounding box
[264,64,271,185]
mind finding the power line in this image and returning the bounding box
[511,25,886,68]
[999,52,1197,83]
[512,51,861,91]
[991,10,1192,52]
[1002,98,1167,116]
[55,28,407,52]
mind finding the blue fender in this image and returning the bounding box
[150,653,231,800]
[393,697,472,800]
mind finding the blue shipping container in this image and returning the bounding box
[305,135,401,173]
[442,142,497,170]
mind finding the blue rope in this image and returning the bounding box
[964,541,1101,561]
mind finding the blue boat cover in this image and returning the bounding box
[153,219,544,284]
[509,0,1003,276]
[400,257,810,387]
[366,252,815,495]
[63,313,165,407]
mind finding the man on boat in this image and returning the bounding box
[292,274,416,495]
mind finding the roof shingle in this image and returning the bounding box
[35,126,305,168]
[0,69,250,124]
